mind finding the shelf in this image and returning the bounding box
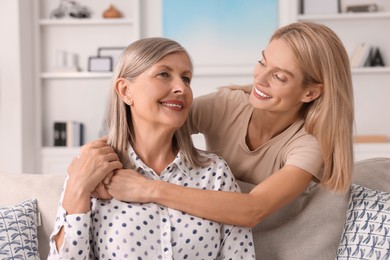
[298,12,390,21]
[352,67,390,75]
[39,18,134,26]
[41,71,113,79]
[42,146,81,154]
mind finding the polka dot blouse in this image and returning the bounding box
[48,147,255,259]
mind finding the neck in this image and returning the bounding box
[246,109,301,150]
[132,125,177,174]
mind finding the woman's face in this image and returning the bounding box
[250,38,308,114]
[126,52,193,131]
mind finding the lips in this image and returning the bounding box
[254,87,272,99]
[160,100,184,110]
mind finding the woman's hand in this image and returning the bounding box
[63,137,122,213]
[106,169,155,203]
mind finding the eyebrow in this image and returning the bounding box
[261,50,295,78]
[155,64,192,75]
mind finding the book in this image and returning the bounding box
[350,43,371,68]
[53,121,84,147]
[66,121,74,147]
[54,122,67,146]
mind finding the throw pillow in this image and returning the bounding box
[0,199,40,259]
[337,184,390,259]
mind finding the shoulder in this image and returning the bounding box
[194,150,240,192]
[282,124,323,179]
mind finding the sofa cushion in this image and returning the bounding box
[0,173,65,259]
[352,157,390,193]
[337,184,390,259]
[0,199,40,259]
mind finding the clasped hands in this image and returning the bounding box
[66,137,151,203]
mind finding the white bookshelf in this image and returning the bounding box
[291,0,390,161]
[35,0,141,174]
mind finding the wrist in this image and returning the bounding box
[63,182,91,214]
[148,179,166,203]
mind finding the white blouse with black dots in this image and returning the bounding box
[48,147,255,260]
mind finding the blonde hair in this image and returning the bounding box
[106,37,209,168]
[272,22,354,192]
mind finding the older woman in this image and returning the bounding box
[48,37,255,259]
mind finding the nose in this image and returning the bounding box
[253,64,270,87]
[172,77,187,94]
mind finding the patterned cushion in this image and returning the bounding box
[337,184,390,259]
[0,199,40,259]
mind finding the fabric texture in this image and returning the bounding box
[0,199,40,259]
[337,184,390,259]
[49,146,255,259]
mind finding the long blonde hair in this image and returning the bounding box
[273,22,354,192]
[106,37,209,168]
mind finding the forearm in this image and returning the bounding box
[149,166,313,227]
[52,183,90,251]
[49,205,92,259]
[150,180,263,227]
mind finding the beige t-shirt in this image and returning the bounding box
[189,89,346,260]
[189,88,324,184]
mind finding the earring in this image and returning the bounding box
[126,99,133,106]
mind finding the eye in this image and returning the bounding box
[273,73,286,82]
[182,76,191,85]
[258,59,265,66]
[158,71,170,78]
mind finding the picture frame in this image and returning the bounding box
[97,47,126,69]
[302,0,340,14]
[88,56,112,72]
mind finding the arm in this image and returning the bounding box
[106,165,313,227]
[50,138,122,256]
[152,165,313,227]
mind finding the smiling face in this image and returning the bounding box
[250,38,311,116]
[116,51,193,133]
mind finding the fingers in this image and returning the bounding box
[103,172,113,185]
[92,182,112,200]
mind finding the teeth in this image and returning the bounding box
[162,103,183,109]
[255,88,271,98]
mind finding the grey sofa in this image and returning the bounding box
[0,157,389,259]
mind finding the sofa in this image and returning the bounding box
[0,157,389,259]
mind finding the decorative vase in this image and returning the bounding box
[102,4,122,18]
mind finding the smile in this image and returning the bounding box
[161,102,183,109]
[254,87,272,98]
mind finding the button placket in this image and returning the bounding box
[159,206,173,259]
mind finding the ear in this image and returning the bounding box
[115,77,133,105]
[301,84,323,103]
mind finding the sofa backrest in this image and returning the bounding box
[0,173,65,259]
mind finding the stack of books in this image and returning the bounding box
[350,43,385,68]
[54,121,84,147]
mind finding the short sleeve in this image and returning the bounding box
[284,133,324,180]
